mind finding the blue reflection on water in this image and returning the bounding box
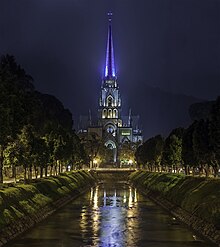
[100,206,126,247]
[85,185,137,247]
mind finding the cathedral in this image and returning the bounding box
[79,13,143,164]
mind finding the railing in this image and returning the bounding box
[89,168,136,172]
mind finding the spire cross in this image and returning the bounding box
[108,12,113,22]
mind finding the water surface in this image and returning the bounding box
[7,183,215,247]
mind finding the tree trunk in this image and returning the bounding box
[24,167,27,182]
[204,164,209,177]
[192,167,195,176]
[28,166,32,180]
[34,166,38,179]
[45,166,48,177]
[212,166,218,177]
[199,165,203,177]
[12,165,17,182]
[40,167,43,178]
[54,164,57,175]
[58,161,61,174]
[50,165,53,176]
[204,169,208,177]
[0,146,4,183]
[12,165,16,178]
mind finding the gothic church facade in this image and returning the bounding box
[79,13,143,163]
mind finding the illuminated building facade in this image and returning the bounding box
[79,13,143,163]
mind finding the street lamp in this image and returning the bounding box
[128,159,133,169]
[93,159,98,169]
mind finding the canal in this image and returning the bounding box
[6,183,215,247]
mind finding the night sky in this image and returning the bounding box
[1,0,220,139]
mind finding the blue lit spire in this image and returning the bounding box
[104,12,116,79]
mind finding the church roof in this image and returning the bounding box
[121,115,141,130]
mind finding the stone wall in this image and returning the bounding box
[94,169,135,182]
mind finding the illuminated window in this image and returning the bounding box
[108,109,112,118]
[121,130,131,136]
[113,109,118,118]
[102,109,107,118]
[106,124,116,136]
[107,96,113,107]
[107,125,114,134]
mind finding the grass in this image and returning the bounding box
[0,170,96,230]
[129,171,220,228]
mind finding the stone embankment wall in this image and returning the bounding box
[129,171,220,246]
[0,170,96,246]
[94,170,135,183]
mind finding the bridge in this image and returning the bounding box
[89,168,137,182]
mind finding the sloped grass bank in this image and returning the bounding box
[129,171,220,245]
[0,170,96,246]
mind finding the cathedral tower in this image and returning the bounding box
[99,13,121,162]
[78,13,143,167]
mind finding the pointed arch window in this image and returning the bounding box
[102,109,107,118]
[108,109,112,118]
[113,109,118,118]
[107,96,113,107]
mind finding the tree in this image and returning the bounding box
[162,128,184,173]
[135,142,148,168]
[118,141,135,166]
[32,136,49,178]
[3,140,21,181]
[153,135,164,171]
[182,123,197,175]
[83,132,102,168]
[0,54,87,183]
[0,55,34,183]
[135,135,164,171]
[192,120,212,176]
[208,97,220,176]
[71,132,89,169]
[0,106,11,182]
[17,125,35,181]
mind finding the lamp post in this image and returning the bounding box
[93,159,98,169]
[128,159,133,169]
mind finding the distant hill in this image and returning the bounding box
[189,101,215,121]
[125,85,202,139]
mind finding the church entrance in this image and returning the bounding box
[104,140,117,165]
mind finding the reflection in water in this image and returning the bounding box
[79,184,214,247]
[80,184,139,247]
[6,183,215,247]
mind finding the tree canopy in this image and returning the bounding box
[135,97,220,177]
[0,55,88,183]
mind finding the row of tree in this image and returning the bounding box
[135,97,220,177]
[0,55,88,183]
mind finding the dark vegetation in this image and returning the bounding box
[135,96,220,177]
[0,170,95,230]
[0,55,88,183]
[189,101,215,121]
[130,171,220,228]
